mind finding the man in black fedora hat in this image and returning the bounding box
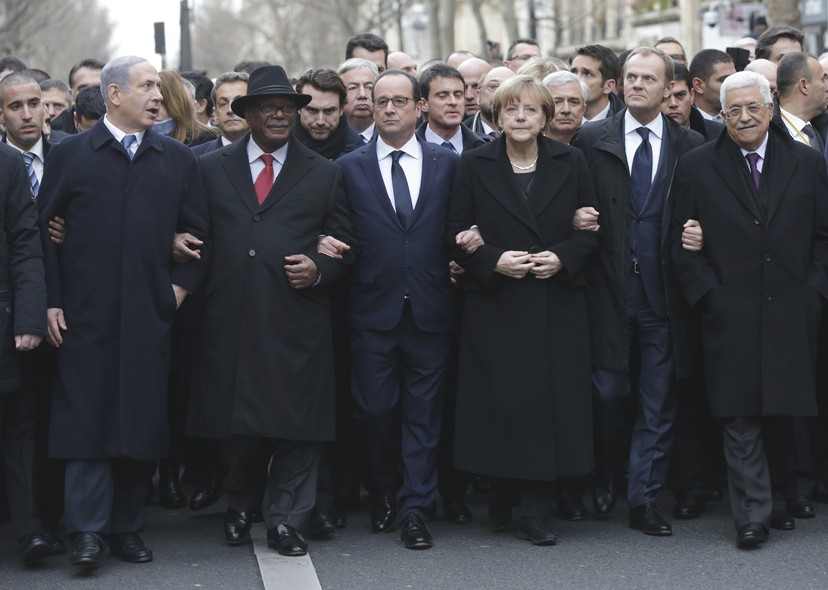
[188,65,355,556]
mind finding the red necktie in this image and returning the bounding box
[254,154,274,204]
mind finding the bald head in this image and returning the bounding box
[477,66,515,125]
[447,51,475,69]
[745,58,778,94]
[387,51,417,75]
[458,57,493,117]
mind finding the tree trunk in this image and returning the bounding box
[765,0,801,28]
[501,0,519,42]
[469,0,489,57]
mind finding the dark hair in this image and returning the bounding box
[0,72,39,102]
[672,61,692,87]
[572,45,620,83]
[68,58,105,90]
[776,52,814,98]
[74,84,106,121]
[0,55,27,72]
[756,26,805,60]
[211,71,249,104]
[373,69,421,103]
[655,37,684,49]
[418,63,464,99]
[346,33,389,61]
[180,71,214,117]
[233,60,271,75]
[39,78,71,103]
[688,49,733,83]
[295,68,347,106]
[506,38,539,60]
[23,68,50,83]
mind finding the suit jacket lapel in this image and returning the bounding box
[638,117,674,214]
[526,138,569,219]
[358,143,404,230]
[409,140,439,229]
[222,137,260,214]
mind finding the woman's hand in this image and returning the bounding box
[495,251,533,278]
[528,250,562,279]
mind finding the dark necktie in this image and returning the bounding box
[391,150,413,228]
[121,134,136,159]
[745,152,761,191]
[441,140,456,153]
[630,127,652,210]
[21,152,39,197]
[254,154,274,205]
[802,123,824,152]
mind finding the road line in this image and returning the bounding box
[252,525,322,590]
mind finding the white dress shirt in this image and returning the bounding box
[624,111,664,183]
[376,134,422,210]
[103,114,146,158]
[247,138,289,187]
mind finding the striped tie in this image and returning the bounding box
[21,152,39,197]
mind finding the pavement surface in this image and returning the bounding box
[2,490,828,589]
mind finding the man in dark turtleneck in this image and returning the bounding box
[293,68,363,160]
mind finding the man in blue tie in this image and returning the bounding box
[37,56,209,568]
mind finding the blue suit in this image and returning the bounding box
[336,138,457,519]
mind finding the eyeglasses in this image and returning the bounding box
[508,53,537,62]
[374,96,415,109]
[722,102,768,120]
[256,103,297,117]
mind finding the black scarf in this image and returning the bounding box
[292,114,350,160]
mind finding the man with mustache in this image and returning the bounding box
[544,70,588,145]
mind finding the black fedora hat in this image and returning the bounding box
[231,65,311,117]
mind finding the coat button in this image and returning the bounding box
[609,248,615,254]
[754,219,760,225]
[249,249,256,257]
[253,215,261,221]
[764,255,771,262]
[401,266,406,272]
[4,306,9,313]
[765,293,772,301]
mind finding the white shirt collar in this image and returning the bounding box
[103,114,146,146]
[739,133,769,160]
[624,111,664,140]
[424,124,463,152]
[247,136,289,165]
[376,133,421,161]
[586,100,611,122]
[360,122,376,143]
[5,135,44,161]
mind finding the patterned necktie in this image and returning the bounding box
[441,140,457,153]
[21,152,39,197]
[391,150,413,228]
[630,127,652,210]
[745,152,761,191]
[121,134,136,159]
[254,154,274,205]
[802,124,823,151]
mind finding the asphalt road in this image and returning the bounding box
[2,490,828,589]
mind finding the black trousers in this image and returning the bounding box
[1,389,42,538]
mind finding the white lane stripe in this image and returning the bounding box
[251,525,322,590]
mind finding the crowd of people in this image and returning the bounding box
[0,24,827,570]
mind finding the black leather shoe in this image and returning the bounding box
[267,523,307,556]
[159,470,187,509]
[593,477,617,518]
[517,519,557,546]
[308,508,336,538]
[629,503,672,536]
[400,514,432,549]
[43,532,66,555]
[787,497,816,519]
[70,532,104,568]
[556,492,588,521]
[332,508,347,529]
[444,498,472,524]
[110,533,153,563]
[224,509,252,545]
[673,497,706,520]
[770,510,795,530]
[736,522,768,548]
[189,475,224,511]
[19,533,52,564]
[370,495,397,533]
[809,481,828,504]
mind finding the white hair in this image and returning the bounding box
[543,70,588,103]
[100,55,148,101]
[337,58,379,79]
[720,70,772,108]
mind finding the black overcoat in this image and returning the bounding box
[671,125,828,417]
[447,136,600,481]
[188,136,354,441]
[38,121,209,459]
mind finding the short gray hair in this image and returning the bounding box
[719,70,773,108]
[337,58,379,79]
[100,55,148,101]
[211,71,249,105]
[543,70,588,103]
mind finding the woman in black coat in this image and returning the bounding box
[447,75,600,545]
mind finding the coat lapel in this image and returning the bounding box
[525,138,569,219]
[258,139,313,213]
[221,137,260,214]
[763,130,797,224]
[712,134,762,220]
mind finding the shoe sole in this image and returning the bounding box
[630,524,673,536]
[404,540,433,549]
[516,531,557,546]
[114,554,153,563]
[71,556,102,568]
[22,544,52,564]
[737,536,767,549]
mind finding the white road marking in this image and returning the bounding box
[251,525,322,590]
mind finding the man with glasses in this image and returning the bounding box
[504,38,542,72]
[190,65,354,557]
[336,69,460,550]
[464,66,515,137]
[671,70,828,548]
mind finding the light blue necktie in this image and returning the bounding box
[21,152,39,197]
[122,134,136,159]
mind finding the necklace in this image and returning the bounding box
[509,156,538,171]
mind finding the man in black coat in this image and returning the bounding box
[571,47,705,535]
[188,65,354,557]
[38,56,209,568]
[671,70,828,548]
